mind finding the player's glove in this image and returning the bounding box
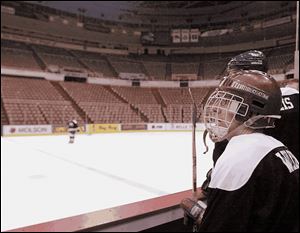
[180,198,207,225]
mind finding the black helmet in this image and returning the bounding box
[227,50,268,73]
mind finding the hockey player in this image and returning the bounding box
[185,70,299,231]
[212,50,269,164]
[181,51,270,225]
[265,78,299,159]
[182,51,299,230]
[204,50,269,197]
[68,119,79,143]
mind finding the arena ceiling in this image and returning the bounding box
[136,1,232,9]
[14,1,297,26]
[23,1,241,21]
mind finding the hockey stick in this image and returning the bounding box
[183,88,198,230]
[188,87,198,201]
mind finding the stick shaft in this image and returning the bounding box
[189,88,197,200]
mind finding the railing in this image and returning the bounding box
[5,189,193,232]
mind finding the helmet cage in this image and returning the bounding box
[204,90,249,142]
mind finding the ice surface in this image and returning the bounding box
[1,132,214,231]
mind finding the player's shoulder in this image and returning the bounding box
[209,133,284,191]
[280,87,299,96]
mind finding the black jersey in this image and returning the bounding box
[212,140,228,165]
[265,87,299,159]
[198,133,299,232]
[68,121,79,133]
[68,121,78,128]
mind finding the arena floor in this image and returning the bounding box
[1,132,214,231]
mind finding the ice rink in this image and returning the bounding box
[1,131,214,231]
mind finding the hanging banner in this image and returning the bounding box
[181,29,190,43]
[171,29,181,43]
[190,29,199,42]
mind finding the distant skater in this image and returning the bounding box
[68,119,79,143]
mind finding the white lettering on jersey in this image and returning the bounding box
[275,150,299,173]
[281,97,294,111]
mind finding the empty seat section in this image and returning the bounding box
[3,100,46,125]
[79,102,142,124]
[163,105,183,123]
[1,77,65,101]
[1,77,83,125]
[158,88,193,105]
[135,104,165,123]
[143,62,167,80]
[60,82,142,123]
[39,101,83,126]
[112,86,164,122]
[60,82,122,103]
